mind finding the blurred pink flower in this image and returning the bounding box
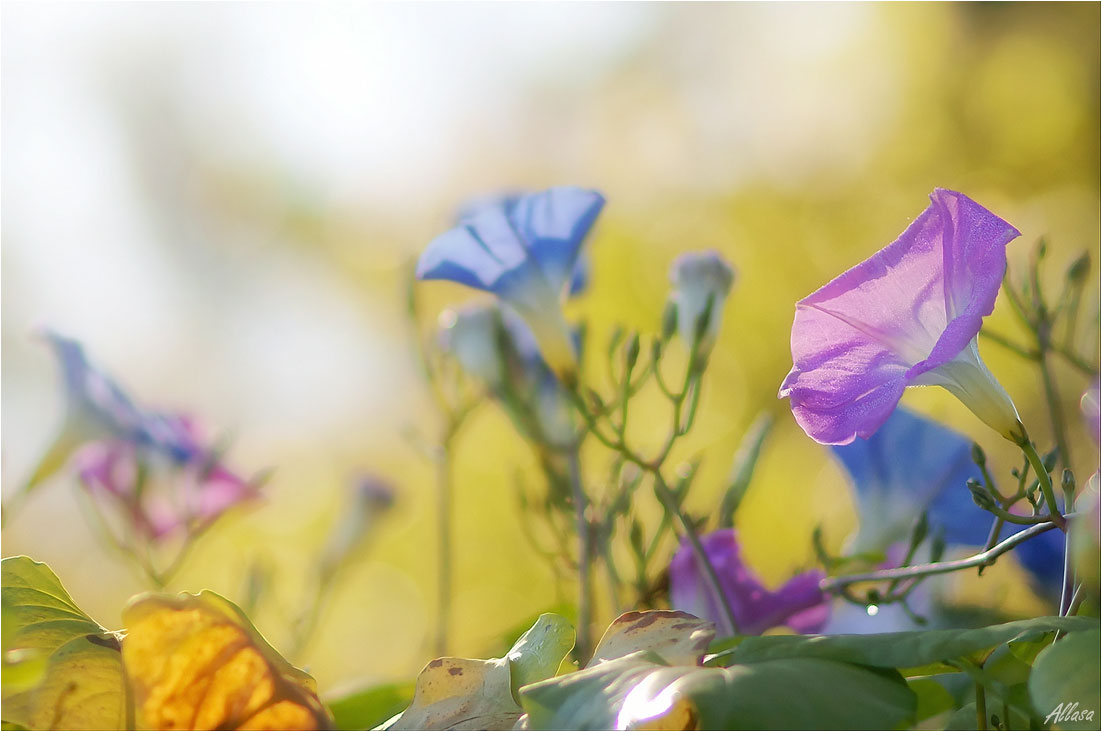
[73,420,260,543]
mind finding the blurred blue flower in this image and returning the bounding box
[830,406,1064,623]
[455,192,591,298]
[441,304,508,388]
[43,331,203,461]
[418,186,604,377]
[669,529,830,637]
[25,331,205,491]
[440,303,575,445]
[831,407,987,552]
[669,250,735,354]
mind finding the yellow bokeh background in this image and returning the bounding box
[2,2,1098,696]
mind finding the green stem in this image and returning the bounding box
[651,472,739,636]
[569,450,593,663]
[1019,440,1066,529]
[980,330,1039,361]
[434,431,456,656]
[600,525,624,616]
[976,682,988,731]
[1037,352,1071,469]
[982,502,1054,526]
[820,519,1070,591]
[1052,344,1098,377]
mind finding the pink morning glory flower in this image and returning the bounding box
[668,528,830,637]
[417,186,604,378]
[779,189,1024,445]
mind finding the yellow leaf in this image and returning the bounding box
[389,657,517,731]
[386,613,574,731]
[590,611,715,668]
[121,591,332,730]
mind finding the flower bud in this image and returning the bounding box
[669,251,735,355]
[970,442,986,468]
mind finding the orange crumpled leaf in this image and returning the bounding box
[121,590,332,730]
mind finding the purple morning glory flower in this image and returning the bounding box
[417,186,605,377]
[669,250,736,355]
[833,407,1063,605]
[41,330,203,463]
[779,189,1024,445]
[73,427,260,543]
[668,528,830,637]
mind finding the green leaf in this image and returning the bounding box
[1007,631,1057,666]
[718,616,1099,671]
[326,682,415,731]
[521,651,916,730]
[718,413,772,527]
[1,555,128,730]
[386,613,574,730]
[908,678,956,723]
[1029,630,1101,731]
[506,613,575,697]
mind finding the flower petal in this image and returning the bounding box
[830,408,988,551]
[669,529,829,637]
[908,189,1019,379]
[418,186,604,297]
[41,330,203,463]
[779,325,910,445]
[507,186,605,293]
[416,208,538,292]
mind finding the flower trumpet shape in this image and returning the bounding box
[831,407,990,553]
[417,186,604,379]
[833,407,1063,607]
[23,331,205,492]
[780,189,1024,445]
[669,529,829,637]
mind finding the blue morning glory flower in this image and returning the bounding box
[832,406,1062,599]
[831,407,989,552]
[418,186,605,377]
[455,191,593,299]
